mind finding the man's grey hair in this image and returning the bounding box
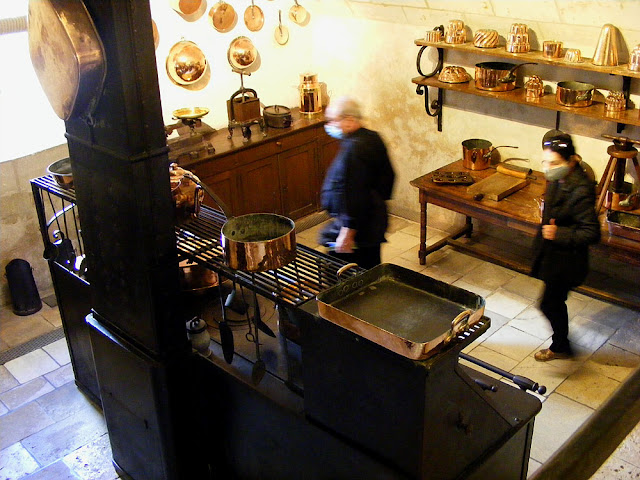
[327,96,362,119]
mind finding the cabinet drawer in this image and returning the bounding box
[237,127,319,165]
[189,153,239,178]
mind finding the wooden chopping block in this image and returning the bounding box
[467,172,529,201]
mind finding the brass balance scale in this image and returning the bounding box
[226,36,265,141]
[165,107,216,163]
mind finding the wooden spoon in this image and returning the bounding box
[244,0,264,32]
[209,1,237,33]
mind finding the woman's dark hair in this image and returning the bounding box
[542,131,575,160]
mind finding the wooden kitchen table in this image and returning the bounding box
[411,159,640,309]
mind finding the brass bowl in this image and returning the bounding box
[172,107,210,120]
[166,40,208,86]
[227,36,257,71]
[47,158,73,189]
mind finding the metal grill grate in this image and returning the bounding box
[176,206,363,306]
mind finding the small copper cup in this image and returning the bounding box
[543,41,563,58]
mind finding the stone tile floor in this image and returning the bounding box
[0,215,638,479]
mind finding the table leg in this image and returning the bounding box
[418,192,427,265]
[464,216,473,237]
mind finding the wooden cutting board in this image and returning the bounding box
[467,172,529,201]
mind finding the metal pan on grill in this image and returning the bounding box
[316,263,485,360]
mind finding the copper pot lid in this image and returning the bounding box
[166,40,208,86]
[227,36,257,71]
[263,105,291,116]
[244,1,264,32]
[209,1,237,33]
[274,10,289,46]
[289,0,308,25]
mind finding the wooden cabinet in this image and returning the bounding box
[184,111,332,220]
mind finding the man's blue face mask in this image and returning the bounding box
[324,123,343,139]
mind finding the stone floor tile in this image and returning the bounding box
[484,288,531,319]
[0,377,55,411]
[22,403,107,466]
[428,249,483,276]
[529,393,594,464]
[578,299,638,330]
[388,256,426,273]
[44,364,76,388]
[589,343,640,382]
[566,292,590,319]
[0,401,7,416]
[452,278,493,299]
[569,315,616,354]
[37,382,97,423]
[0,442,40,479]
[0,365,19,394]
[460,262,516,292]
[481,325,544,362]
[556,362,622,410]
[421,264,463,284]
[387,215,413,234]
[481,309,512,340]
[590,457,640,480]
[509,305,553,340]
[0,313,55,349]
[23,459,79,480]
[501,273,544,302]
[399,222,421,237]
[63,433,117,480]
[380,243,403,263]
[39,305,63,328]
[527,457,542,477]
[0,402,55,450]
[384,231,419,252]
[43,338,71,366]
[4,349,59,384]
[609,318,640,355]
[609,420,640,468]
[460,344,519,381]
[511,356,572,397]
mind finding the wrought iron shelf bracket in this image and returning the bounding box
[415,26,445,132]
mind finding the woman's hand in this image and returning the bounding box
[336,227,356,253]
[542,218,557,240]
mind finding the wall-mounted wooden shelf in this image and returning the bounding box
[411,75,640,128]
[413,37,639,132]
[413,39,640,79]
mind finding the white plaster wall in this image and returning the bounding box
[2,0,640,306]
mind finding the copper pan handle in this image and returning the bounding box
[336,263,359,279]
[443,310,472,345]
[182,172,234,220]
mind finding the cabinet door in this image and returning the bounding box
[278,142,318,220]
[200,170,239,216]
[237,155,281,215]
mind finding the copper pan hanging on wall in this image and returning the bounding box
[28,0,107,121]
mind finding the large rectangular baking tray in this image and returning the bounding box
[316,263,485,360]
[606,210,640,242]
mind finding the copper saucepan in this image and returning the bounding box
[462,139,518,170]
[182,173,296,273]
[555,81,594,107]
[474,62,536,92]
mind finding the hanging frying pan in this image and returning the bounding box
[227,36,258,71]
[28,0,106,121]
[209,1,237,33]
[244,1,264,32]
[166,40,208,86]
[152,19,159,50]
[274,10,289,46]
[289,0,308,25]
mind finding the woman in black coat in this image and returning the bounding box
[531,132,600,361]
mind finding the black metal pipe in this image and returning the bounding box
[459,352,547,394]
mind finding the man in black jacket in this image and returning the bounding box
[531,132,600,361]
[319,96,395,269]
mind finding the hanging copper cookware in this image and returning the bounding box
[166,40,208,86]
[227,36,258,71]
[244,0,264,32]
[289,0,308,25]
[209,1,237,33]
[274,10,289,46]
[28,0,106,121]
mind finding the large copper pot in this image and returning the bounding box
[474,62,535,92]
[182,173,296,273]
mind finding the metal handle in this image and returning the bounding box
[336,262,359,279]
[443,310,472,345]
[499,62,537,83]
[483,145,518,158]
[182,172,234,220]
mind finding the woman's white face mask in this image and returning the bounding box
[542,149,571,181]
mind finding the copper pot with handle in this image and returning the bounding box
[474,62,536,92]
[462,139,518,170]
